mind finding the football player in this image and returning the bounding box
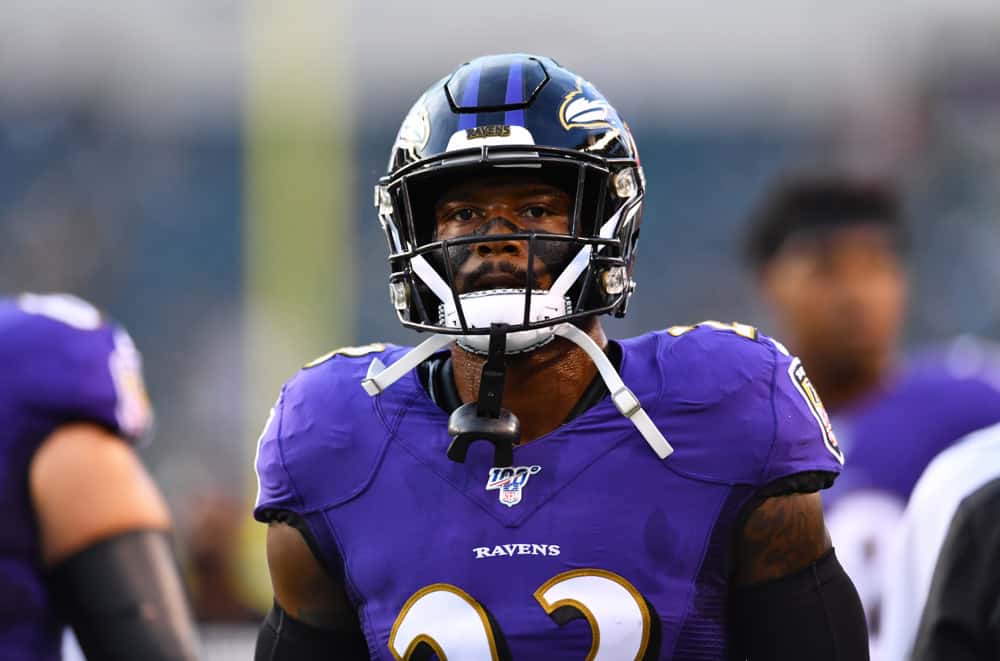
[745,176,1000,658]
[0,293,198,660]
[254,54,867,660]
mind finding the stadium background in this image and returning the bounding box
[3,1,1000,657]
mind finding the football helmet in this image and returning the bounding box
[374,53,645,354]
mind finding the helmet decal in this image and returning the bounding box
[559,77,616,131]
[444,124,536,152]
[394,96,431,159]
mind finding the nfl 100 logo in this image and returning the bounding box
[485,465,542,507]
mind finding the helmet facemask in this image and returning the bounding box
[375,144,643,355]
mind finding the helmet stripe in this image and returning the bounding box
[456,62,482,130]
[504,60,525,126]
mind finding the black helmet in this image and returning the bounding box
[375,53,644,353]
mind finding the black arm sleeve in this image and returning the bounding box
[48,529,199,661]
[734,549,869,661]
[255,602,370,661]
[911,477,1000,661]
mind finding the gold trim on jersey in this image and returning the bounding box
[667,320,758,340]
[304,342,387,368]
[533,568,651,661]
[389,583,500,661]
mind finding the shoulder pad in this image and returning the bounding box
[255,344,410,516]
[644,322,841,486]
[658,321,772,413]
[0,294,152,441]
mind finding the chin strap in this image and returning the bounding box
[360,323,673,461]
[361,333,454,395]
[553,323,673,459]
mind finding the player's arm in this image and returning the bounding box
[256,519,369,661]
[30,423,199,661]
[732,491,869,660]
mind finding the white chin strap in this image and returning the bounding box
[440,289,571,354]
[554,324,673,458]
[360,322,673,460]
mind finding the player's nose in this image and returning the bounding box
[474,216,523,258]
[476,239,522,258]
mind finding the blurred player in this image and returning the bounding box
[0,293,199,660]
[745,176,1000,658]
[254,54,866,660]
[881,421,1000,661]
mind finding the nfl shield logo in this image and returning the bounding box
[485,465,542,508]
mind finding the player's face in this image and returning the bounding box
[434,176,573,294]
[761,224,907,374]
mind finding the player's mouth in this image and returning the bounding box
[467,271,526,293]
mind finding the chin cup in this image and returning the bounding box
[445,323,521,467]
[446,404,520,467]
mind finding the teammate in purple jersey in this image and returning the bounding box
[745,176,1000,659]
[0,293,198,660]
[254,54,867,660]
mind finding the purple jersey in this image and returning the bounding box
[822,346,1000,660]
[0,294,152,661]
[255,324,843,660]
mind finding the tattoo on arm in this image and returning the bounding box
[733,492,832,586]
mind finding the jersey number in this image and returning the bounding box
[389,569,657,661]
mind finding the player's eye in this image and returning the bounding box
[449,208,478,222]
[522,205,549,219]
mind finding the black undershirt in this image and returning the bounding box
[416,341,623,424]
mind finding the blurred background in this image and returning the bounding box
[4,1,1000,657]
